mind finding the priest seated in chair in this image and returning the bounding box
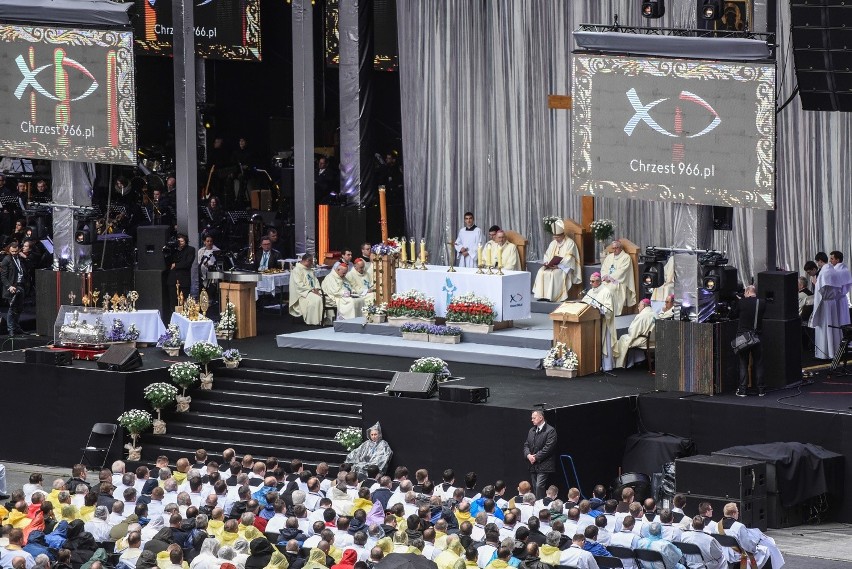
[612,298,656,369]
[321,261,366,320]
[532,220,581,302]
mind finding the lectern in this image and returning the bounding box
[549,302,601,377]
[218,271,262,339]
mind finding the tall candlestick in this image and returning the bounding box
[477,244,483,267]
[400,238,408,263]
[485,246,492,268]
[410,238,416,262]
[420,239,426,264]
[378,186,388,242]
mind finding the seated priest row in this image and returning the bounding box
[484,230,521,271]
[601,239,637,315]
[612,298,656,369]
[288,254,325,325]
[321,261,366,320]
[533,219,581,302]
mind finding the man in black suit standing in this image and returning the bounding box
[2,240,29,336]
[523,409,557,500]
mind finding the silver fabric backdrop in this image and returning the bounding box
[397,0,852,281]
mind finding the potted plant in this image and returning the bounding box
[361,299,388,324]
[427,324,462,344]
[157,325,182,356]
[409,356,451,383]
[333,426,364,451]
[216,302,237,340]
[590,218,615,263]
[543,342,579,378]
[107,319,140,346]
[222,349,242,369]
[446,292,497,333]
[117,409,152,461]
[143,382,178,434]
[188,342,223,390]
[400,322,430,342]
[386,289,435,326]
[542,215,561,235]
[169,361,200,411]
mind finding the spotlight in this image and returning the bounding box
[641,264,665,299]
[641,0,665,19]
[701,265,739,301]
[75,220,95,245]
[680,302,694,322]
[701,0,723,20]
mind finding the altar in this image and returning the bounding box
[169,313,218,352]
[396,266,531,321]
[61,309,166,343]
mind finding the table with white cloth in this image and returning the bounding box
[255,268,332,300]
[63,310,166,343]
[169,313,218,353]
[395,265,531,321]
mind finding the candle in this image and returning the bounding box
[420,239,426,264]
[485,246,492,268]
[410,238,416,261]
[477,244,483,266]
[497,246,502,269]
[378,186,388,243]
[400,238,407,263]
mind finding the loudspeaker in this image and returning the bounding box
[438,384,490,403]
[92,236,135,270]
[134,269,169,316]
[756,271,797,320]
[712,206,733,230]
[136,225,171,270]
[761,318,803,388]
[25,347,73,366]
[683,494,767,531]
[676,455,767,500]
[791,1,852,111]
[387,372,436,398]
[97,344,142,371]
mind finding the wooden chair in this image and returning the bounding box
[672,541,709,568]
[603,237,640,314]
[634,548,667,569]
[503,230,528,271]
[563,218,585,299]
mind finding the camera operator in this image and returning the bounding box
[167,233,195,313]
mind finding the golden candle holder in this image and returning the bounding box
[476,263,484,275]
[486,264,494,275]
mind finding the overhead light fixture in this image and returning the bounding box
[641,0,665,19]
[701,0,723,21]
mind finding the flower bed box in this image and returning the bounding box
[545,368,577,378]
[401,332,429,342]
[429,334,461,344]
[366,314,387,324]
[387,316,436,327]
[447,321,494,334]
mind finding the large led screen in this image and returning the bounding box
[572,54,775,209]
[0,25,137,165]
[133,0,261,61]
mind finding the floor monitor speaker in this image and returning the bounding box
[97,344,142,371]
[388,372,436,398]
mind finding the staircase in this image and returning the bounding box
[143,359,395,468]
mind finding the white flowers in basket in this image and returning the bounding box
[590,219,615,242]
[334,426,364,451]
[543,342,579,370]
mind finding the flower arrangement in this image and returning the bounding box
[590,219,615,242]
[371,238,402,256]
[334,426,364,451]
[169,362,200,394]
[543,342,579,370]
[542,215,561,235]
[400,322,430,334]
[188,342,223,370]
[157,324,182,348]
[143,382,178,413]
[386,289,435,319]
[446,292,497,325]
[222,349,242,363]
[217,302,237,335]
[117,409,152,438]
[107,319,140,342]
[410,356,451,381]
[426,324,462,336]
[361,298,388,316]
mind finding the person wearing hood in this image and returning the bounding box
[135,550,159,569]
[343,424,393,477]
[328,485,353,517]
[232,538,251,569]
[302,548,328,569]
[144,528,176,556]
[277,518,308,547]
[435,535,465,569]
[84,506,113,542]
[329,549,356,569]
[263,550,290,569]
[636,522,684,569]
[244,538,274,569]
[189,538,220,569]
[64,520,97,567]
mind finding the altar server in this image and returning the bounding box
[582,272,616,371]
[716,503,784,569]
[532,220,581,302]
[289,254,325,325]
[455,212,484,268]
[601,239,637,315]
[322,261,365,320]
[613,298,656,368]
[810,253,852,359]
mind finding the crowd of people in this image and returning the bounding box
[0,447,785,569]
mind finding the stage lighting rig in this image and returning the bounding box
[701,0,724,21]
[640,247,670,299]
[641,0,665,19]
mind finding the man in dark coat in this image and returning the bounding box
[523,409,557,500]
[167,233,195,314]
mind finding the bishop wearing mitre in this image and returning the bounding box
[601,239,637,315]
[532,220,581,301]
[582,272,616,371]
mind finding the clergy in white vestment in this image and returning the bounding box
[289,254,325,325]
[532,220,581,301]
[716,503,784,569]
[455,211,484,268]
[650,255,675,302]
[613,298,656,369]
[601,239,637,315]
[658,294,676,320]
[810,257,852,359]
[582,272,616,371]
[490,231,521,271]
[321,262,365,320]
[346,258,375,299]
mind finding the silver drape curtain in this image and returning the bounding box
[397,0,852,279]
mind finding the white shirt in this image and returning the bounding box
[118,547,143,569]
[264,514,288,535]
[559,545,599,569]
[304,492,325,512]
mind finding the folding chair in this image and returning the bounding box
[673,541,708,568]
[634,548,667,569]
[80,423,118,470]
[711,534,748,569]
[607,545,636,568]
[594,556,625,568]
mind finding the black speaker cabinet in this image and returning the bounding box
[684,494,767,532]
[757,271,798,320]
[438,384,490,403]
[388,372,436,399]
[25,347,72,366]
[712,206,733,231]
[34,268,135,336]
[134,269,169,317]
[92,236,135,270]
[761,318,803,389]
[676,455,767,500]
[136,225,171,270]
[97,344,142,371]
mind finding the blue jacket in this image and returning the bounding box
[583,540,611,557]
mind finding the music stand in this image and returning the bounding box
[829,325,852,375]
